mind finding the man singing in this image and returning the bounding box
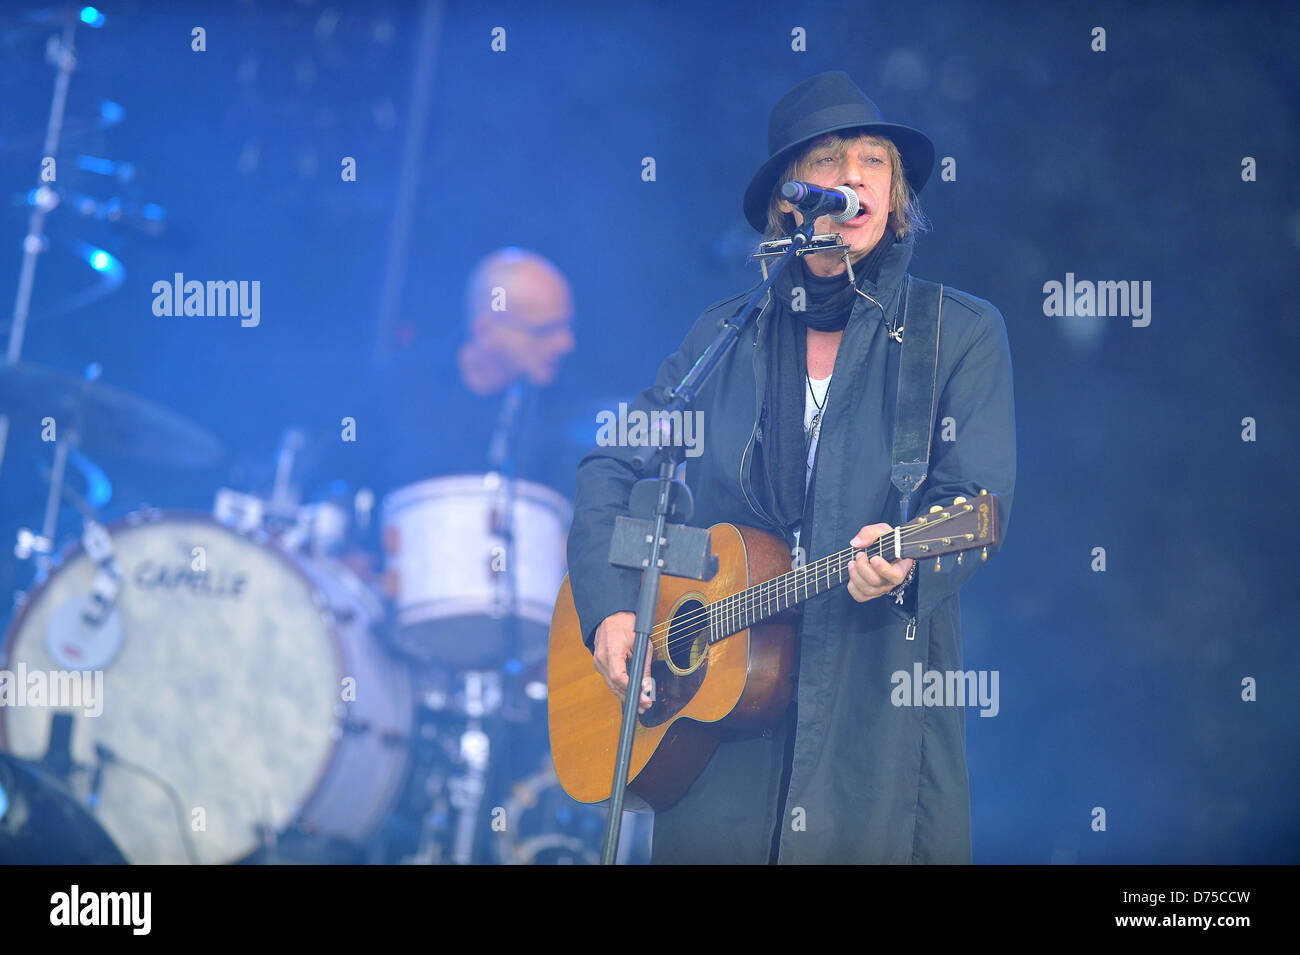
[566,71,1016,864]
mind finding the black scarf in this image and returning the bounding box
[760,231,897,535]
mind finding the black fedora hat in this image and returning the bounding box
[743,71,935,233]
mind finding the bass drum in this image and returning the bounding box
[0,511,411,865]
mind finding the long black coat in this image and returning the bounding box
[566,236,1016,863]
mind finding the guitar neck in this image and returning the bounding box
[704,538,883,644]
[703,493,999,643]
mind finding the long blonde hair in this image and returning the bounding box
[763,132,930,241]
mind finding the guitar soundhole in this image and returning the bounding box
[665,599,708,672]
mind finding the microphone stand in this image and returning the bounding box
[598,215,820,865]
[0,16,79,485]
[487,381,524,715]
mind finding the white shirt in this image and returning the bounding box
[792,373,831,558]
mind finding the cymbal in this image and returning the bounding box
[0,361,222,468]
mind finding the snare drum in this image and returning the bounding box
[0,511,411,865]
[381,474,571,669]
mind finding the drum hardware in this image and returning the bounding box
[215,486,355,562]
[36,427,75,577]
[38,712,77,782]
[16,443,110,570]
[449,720,491,865]
[13,528,52,562]
[485,382,526,671]
[213,488,265,535]
[354,488,375,532]
[495,757,598,865]
[403,754,454,865]
[85,741,201,864]
[0,12,80,486]
[492,758,651,866]
[387,703,462,865]
[372,658,648,866]
[399,668,502,865]
[75,519,122,632]
[268,427,308,518]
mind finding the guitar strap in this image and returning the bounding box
[889,274,944,525]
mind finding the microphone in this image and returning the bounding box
[780,182,860,223]
[487,381,524,472]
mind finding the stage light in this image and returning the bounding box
[79,7,105,28]
[99,100,123,126]
[75,242,125,282]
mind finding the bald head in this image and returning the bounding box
[462,247,575,389]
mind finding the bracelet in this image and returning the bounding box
[888,562,917,604]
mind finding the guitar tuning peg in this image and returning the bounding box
[979,488,989,495]
[929,504,943,513]
[933,557,942,572]
[953,496,967,505]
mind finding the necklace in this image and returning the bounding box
[806,374,828,411]
[805,374,827,449]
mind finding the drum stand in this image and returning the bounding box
[0,16,78,485]
[448,671,493,864]
[405,669,502,865]
[32,425,77,580]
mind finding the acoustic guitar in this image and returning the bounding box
[547,491,1000,810]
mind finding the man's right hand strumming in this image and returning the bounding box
[593,611,654,715]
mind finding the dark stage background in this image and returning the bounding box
[0,0,1296,864]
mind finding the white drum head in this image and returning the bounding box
[381,474,572,668]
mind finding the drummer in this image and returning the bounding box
[329,247,578,502]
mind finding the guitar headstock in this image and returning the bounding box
[896,490,1000,569]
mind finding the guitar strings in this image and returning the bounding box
[646,525,959,659]
[646,537,895,658]
[647,508,967,653]
[643,506,976,658]
[648,539,897,656]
